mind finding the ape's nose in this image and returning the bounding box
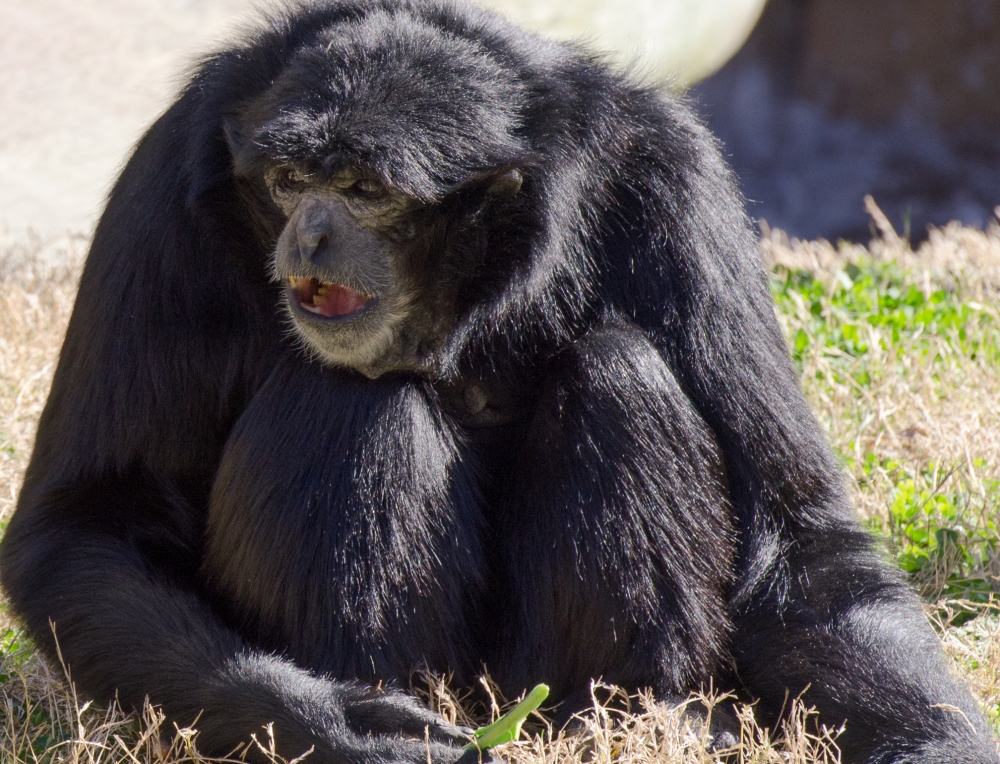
[298,228,331,263]
[296,203,335,264]
[283,195,389,280]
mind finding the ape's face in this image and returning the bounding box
[264,162,524,379]
[266,164,433,379]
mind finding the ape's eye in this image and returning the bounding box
[271,167,309,194]
[348,177,389,200]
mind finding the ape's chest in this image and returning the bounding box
[200,362,491,683]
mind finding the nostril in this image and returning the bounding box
[300,231,331,262]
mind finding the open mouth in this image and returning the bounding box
[287,277,375,319]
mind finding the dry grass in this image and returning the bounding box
[0,649,844,764]
[419,680,844,764]
[0,232,85,522]
[1,207,999,762]
[763,199,1000,604]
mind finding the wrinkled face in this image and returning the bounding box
[232,11,533,378]
[266,165,432,379]
[265,161,524,379]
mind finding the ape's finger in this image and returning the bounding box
[344,692,471,744]
[372,739,471,764]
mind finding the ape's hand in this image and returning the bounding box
[200,654,472,763]
[340,685,473,744]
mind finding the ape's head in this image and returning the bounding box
[225,10,535,379]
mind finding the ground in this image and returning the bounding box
[0,0,248,241]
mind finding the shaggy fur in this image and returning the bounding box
[2,2,996,762]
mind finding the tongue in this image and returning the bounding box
[313,283,369,317]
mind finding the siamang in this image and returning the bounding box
[1,1,997,762]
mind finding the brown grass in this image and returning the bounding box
[423,680,844,764]
[763,200,1000,603]
[0,232,85,522]
[1,208,998,762]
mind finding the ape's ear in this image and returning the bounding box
[223,116,275,180]
[450,163,532,200]
[222,116,245,160]
[486,168,523,197]
[184,115,245,209]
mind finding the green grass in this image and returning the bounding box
[773,260,1000,389]
[771,254,1000,616]
[0,630,67,763]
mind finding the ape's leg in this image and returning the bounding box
[488,319,734,701]
[735,533,1000,763]
[204,363,487,687]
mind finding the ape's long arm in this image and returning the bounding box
[0,100,468,764]
[599,90,997,762]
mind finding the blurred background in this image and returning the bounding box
[693,0,1000,241]
[2,0,999,244]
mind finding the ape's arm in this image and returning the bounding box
[5,472,466,762]
[599,96,998,762]
[0,104,465,764]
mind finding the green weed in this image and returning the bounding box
[772,256,1000,612]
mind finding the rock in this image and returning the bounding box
[474,0,768,87]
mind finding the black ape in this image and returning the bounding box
[1,1,996,762]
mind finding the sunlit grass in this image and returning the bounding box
[770,240,1000,608]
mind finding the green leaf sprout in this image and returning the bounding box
[465,684,549,752]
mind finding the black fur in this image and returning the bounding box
[2,1,997,762]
